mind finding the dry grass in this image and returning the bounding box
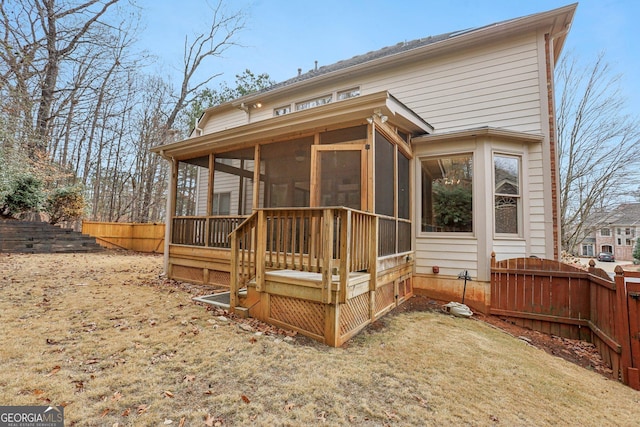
[1,252,640,426]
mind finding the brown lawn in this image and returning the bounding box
[1,251,639,426]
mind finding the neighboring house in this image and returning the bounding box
[582,203,640,261]
[152,4,575,345]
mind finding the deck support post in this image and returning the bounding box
[339,210,351,303]
[230,230,238,311]
[255,210,266,291]
[321,209,334,304]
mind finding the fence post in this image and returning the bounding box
[614,266,633,385]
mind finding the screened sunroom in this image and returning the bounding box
[152,91,433,345]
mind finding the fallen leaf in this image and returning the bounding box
[248,337,257,344]
[317,411,326,422]
[204,414,215,427]
[45,366,61,377]
[164,390,174,398]
[241,394,250,404]
[183,375,195,383]
[112,391,122,401]
[121,408,130,417]
[178,417,186,427]
[284,403,295,412]
[163,420,173,425]
[85,358,100,365]
[137,404,148,414]
[33,389,45,396]
[100,408,110,418]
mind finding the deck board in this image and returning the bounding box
[265,269,370,287]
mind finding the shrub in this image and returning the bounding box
[44,186,86,225]
[2,175,43,217]
[633,237,640,263]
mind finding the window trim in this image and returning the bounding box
[493,153,522,237]
[418,152,474,235]
[272,86,361,117]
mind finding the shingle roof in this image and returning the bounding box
[609,203,640,226]
[253,4,572,97]
[262,30,461,93]
[593,203,640,226]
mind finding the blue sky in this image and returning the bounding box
[137,0,639,116]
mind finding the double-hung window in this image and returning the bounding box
[494,154,521,235]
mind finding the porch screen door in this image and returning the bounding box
[310,144,367,210]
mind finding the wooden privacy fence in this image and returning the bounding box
[82,221,165,253]
[491,253,640,390]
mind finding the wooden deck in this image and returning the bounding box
[166,207,414,346]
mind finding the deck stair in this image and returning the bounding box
[0,218,104,253]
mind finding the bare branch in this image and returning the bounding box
[165,0,246,130]
[557,51,640,252]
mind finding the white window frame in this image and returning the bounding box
[493,153,522,236]
[337,87,360,100]
[295,94,332,111]
[274,87,361,117]
[273,105,291,117]
[600,228,611,236]
[418,152,474,235]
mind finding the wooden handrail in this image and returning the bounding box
[228,207,383,308]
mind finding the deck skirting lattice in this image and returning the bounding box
[270,295,325,336]
[375,282,395,315]
[340,292,370,336]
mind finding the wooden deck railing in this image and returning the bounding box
[229,208,380,308]
[172,216,247,248]
[378,216,412,256]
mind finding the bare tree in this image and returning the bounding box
[557,51,640,252]
[33,0,120,157]
[166,0,245,131]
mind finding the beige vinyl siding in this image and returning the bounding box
[198,33,543,137]
[414,237,478,278]
[363,33,542,133]
[492,239,527,261]
[201,112,248,135]
[526,146,547,256]
[194,166,245,216]
[195,167,207,216]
